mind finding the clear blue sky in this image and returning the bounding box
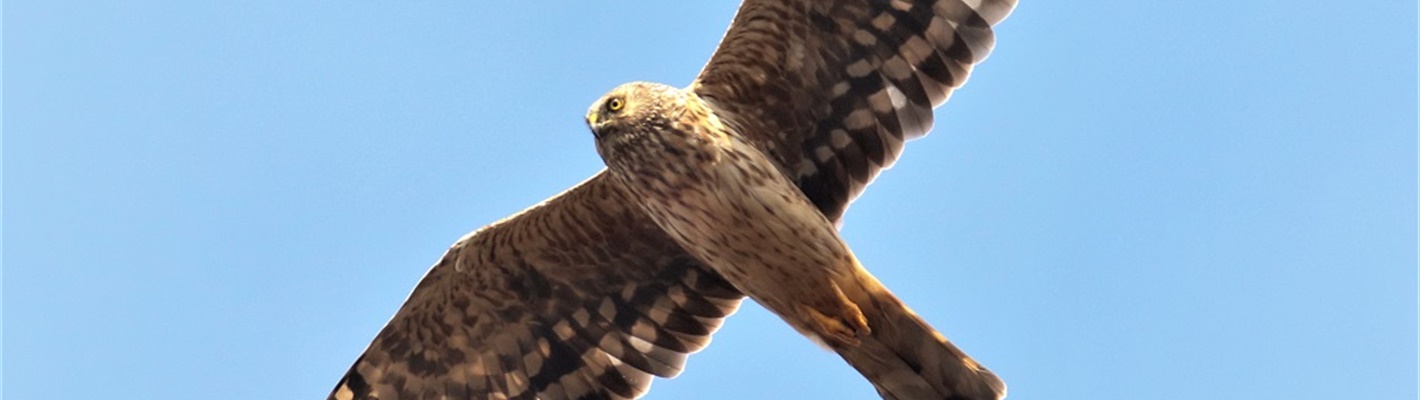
[6,1,1415,399]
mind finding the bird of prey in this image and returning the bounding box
[330,1,1016,399]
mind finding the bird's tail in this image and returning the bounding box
[832,269,1005,400]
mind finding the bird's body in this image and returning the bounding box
[331,1,1018,398]
[589,81,1003,399]
[592,83,872,347]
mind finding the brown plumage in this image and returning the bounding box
[330,0,1015,399]
[589,81,1002,399]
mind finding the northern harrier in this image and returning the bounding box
[330,1,1016,399]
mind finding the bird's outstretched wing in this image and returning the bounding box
[333,1,1019,398]
[329,174,743,400]
[693,0,1017,221]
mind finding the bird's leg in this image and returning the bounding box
[799,280,871,347]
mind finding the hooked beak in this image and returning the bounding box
[586,111,603,139]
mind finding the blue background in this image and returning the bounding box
[6,1,1416,399]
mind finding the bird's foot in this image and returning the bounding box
[802,284,870,347]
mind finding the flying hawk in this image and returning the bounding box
[330,1,1016,399]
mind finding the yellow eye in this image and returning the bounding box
[607,98,624,112]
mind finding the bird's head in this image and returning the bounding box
[586,81,682,137]
[586,82,700,170]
